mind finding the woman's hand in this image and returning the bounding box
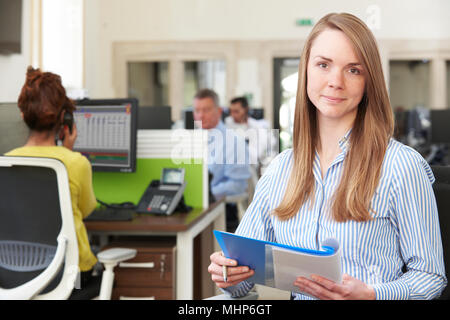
[294,273,376,300]
[208,251,254,289]
[62,122,77,150]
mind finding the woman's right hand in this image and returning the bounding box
[208,251,254,288]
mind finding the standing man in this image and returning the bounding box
[225,97,277,174]
[193,89,251,232]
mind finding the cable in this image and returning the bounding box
[96,198,136,210]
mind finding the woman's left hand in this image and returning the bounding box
[294,273,376,300]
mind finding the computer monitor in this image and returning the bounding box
[138,106,172,129]
[182,107,195,129]
[221,107,265,121]
[430,109,450,144]
[73,98,138,172]
[249,108,264,120]
[221,107,229,122]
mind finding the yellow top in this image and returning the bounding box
[5,146,98,272]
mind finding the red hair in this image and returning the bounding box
[18,66,75,132]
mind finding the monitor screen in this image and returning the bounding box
[182,108,194,129]
[138,106,172,129]
[430,109,450,144]
[249,108,264,120]
[161,168,184,185]
[73,98,138,172]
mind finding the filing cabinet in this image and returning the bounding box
[104,239,176,300]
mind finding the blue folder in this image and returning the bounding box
[213,230,335,285]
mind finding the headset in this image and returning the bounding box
[55,110,74,145]
[62,111,74,134]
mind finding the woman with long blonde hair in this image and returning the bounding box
[208,12,446,300]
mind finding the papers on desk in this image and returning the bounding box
[213,230,342,293]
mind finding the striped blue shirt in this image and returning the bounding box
[226,134,447,300]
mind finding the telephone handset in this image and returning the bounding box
[56,111,74,145]
[63,112,74,134]
[136,168,187,215]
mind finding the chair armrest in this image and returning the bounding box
[96,248,136,300]
[204,291,259,300]
[97,248,137,264]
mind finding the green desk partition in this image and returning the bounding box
[92,158,203,208]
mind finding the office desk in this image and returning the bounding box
[85,199,225,300]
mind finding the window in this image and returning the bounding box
[183,60,226,107]
[274,58,299,151]
[127,62,169,107]
[41,0,83,92]
[389,60,430,110]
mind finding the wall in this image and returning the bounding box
[84,0,450,42]
[83,0,450,123]
[1,1,450,112]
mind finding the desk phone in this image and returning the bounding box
[136,168,186,215]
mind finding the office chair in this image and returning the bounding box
[225,165,260,223]
[431,165,450,300]
[225,193,249,224]
[0,156,136,300]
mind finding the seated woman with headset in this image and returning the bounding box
[5,67,98,294]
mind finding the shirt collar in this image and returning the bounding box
[338,128,352,152]
[207,120,225,144]
[209,120,225,132]
[313,128,353,183]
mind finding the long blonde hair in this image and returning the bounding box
[274,13,394,222]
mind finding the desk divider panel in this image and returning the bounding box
[92,129,209,209]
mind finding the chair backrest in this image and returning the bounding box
[0,156,79,299]
[431,165,450,300]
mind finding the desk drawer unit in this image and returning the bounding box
[106,241,176,300]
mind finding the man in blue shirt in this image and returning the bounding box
[193,89,251,231]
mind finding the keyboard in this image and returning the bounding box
[85,208,134,221]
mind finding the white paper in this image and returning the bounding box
[271,238,342,294]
